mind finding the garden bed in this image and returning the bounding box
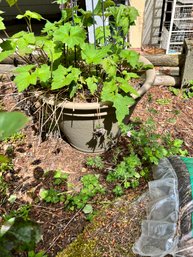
[0,78,193,256]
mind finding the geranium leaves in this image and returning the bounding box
[81,43,111,64]
[14,64,51,92]
[85,76,98,95]
[51,65,81,90]
[120,49,140,68]
[53,23,86,48]
[113,94,135,125]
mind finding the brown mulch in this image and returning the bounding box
[0,79,193,257]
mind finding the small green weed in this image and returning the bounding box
[4,204,31,221]
[169,80,193,99]
[28,250,48,257]
[113,185,124,196]
[156,98,171,105]
[4,132,25,143]
[53,169,68,185]
[66,174,105,211]
[0,175,7,198]
[0,154,13,172]
[39,188,65,203]
[86,156,104,170]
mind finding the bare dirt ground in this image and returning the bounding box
[0,78,192,256]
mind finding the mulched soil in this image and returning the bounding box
[0,77,193,257]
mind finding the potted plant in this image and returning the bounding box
[0,0,155,153]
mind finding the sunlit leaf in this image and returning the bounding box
[53,23,86,48]
[83,204,93,214]
[16,11,44,21]
[6,0,17,7]
[0,112,28,140]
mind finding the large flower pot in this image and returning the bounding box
[42,56,155,153]
[59,102,119,153]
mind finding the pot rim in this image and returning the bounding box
[41,55,155,110]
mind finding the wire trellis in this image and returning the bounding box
[59,0,127,47]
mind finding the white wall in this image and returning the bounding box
[142,0,164,46]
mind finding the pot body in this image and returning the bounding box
[59,104,120,153]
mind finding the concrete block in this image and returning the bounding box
[181,39,193,86]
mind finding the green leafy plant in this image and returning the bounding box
[169,80,193,99]
[4,204,32,221]
[28,250,48,257]
[0,1,150,125]
[107,119,187,190]
[113,185,124,196]
[0,154,13,172]
[0,217,41,257]
[66,174,105,211]
[4,132,25,143]
[156,98,171,105]
[86,156,104,170]
[53,169,68,185]
[39,188,65,203]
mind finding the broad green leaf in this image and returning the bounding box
[0,112,28,140]
[81,44,111,64]
[101,80,117,101]
[51,65,81,90]
[35,64,51,83]
[122,71,139,80]
[0,50,14,62]
[83,204,93,214]
[6,0,17,7]
[0,39,16,52]
[14,71,37,92]
[113,94,135,124]
[41,21,57,34]
[53,23,86,48]
[1,218,41,251]
[128,6,139,25]
[15,65,35,73]
[101,57,117,77]
[16,11,44,21]
[12,32,36,55]
[94,0,115,15]
[96,26,111,44]
[120,50,140,68]
[0,17,5,30]
[85,76,98,95]
[36,37,61,61]
[116,77,138,96]
[78,9,94,27]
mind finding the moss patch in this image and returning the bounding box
[56,192,148,257]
